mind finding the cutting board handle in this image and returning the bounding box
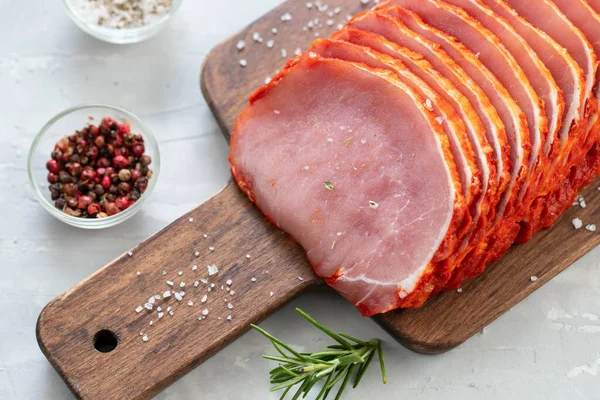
[37,180,320,400]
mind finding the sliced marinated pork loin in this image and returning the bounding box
[442,0,561,201]
[230,0,600,315]
[345,10,508,231]
[307,38,480,260]
[380,0,545,212]
[380,5,528,223]
[502,0,597,172]
[331,28,495,247]
[230,55,465,315]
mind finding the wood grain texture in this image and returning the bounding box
[37,182,319,400]
[37,1,600,399]
[200,0,600,354]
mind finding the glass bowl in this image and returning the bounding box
[63,0,184,44]
[28,104,160,229]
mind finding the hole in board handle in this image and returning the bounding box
[94,330,118,353]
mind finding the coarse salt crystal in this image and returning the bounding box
[135,306,143,313]
[149,321,153,326]
[252,32,261,41]
[239,59,247,68]
[251,277,257,282]
[158,312,164,319]
[188,300,194,306]
[188,217,194,222]
[194,281,200,287]
[157,306,162,312]
[180,291,185,296]
[192,265,198,271]
[436,116,445,125]
[228,303,233,309]
[169,311,174,316]
[209,246,215,251]
[281,12,293,21]
[272,28,278,34]
[236,40,245,50]
[208,264,219,276]
[148,297,155,304]
[195,251,200,257]
[226,279,233,286]
[586,224,597,232]
[246,254,251,259]
[142,334,148,342]
[265,76,271,84]
[267,40,275,48]
[274,109,280,115]
[174,292,183,301]
[203,233,208,238]
[295,48,302,55]
[572,218,583,229]
[144,303,153,310]
[201,278,208,284]
[166,306,172,312]
[298,276,304,281]
[180,282,185,288]
[162,271,167,275]
[202,309,209,316]
[337,232,343,236]
[136,271,141,276]
[178,271,183,276]
[230,290,235,295]
[201,295,208,303]
[269,291,274,297]
[530,276,538,282]
[361,0,370,4]
[227,315,232,321]
[128,251,133,257]
[210,283,216,288]
[281,49,288,58]
[163,290,171,298]
[306,2,313,8]
[155,294,161,300]
[457,288,463,293]
[167,280,174,286]
[369,200,379,209]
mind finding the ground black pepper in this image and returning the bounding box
[46,116,153,218]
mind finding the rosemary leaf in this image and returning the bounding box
[251,308,387,400]
[295,309,353,349]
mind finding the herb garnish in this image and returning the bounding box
[251,308,387,400]
[324,181,335,191]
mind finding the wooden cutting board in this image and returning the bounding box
[37,1,600,399]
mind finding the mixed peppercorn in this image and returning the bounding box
[46,116,152,218]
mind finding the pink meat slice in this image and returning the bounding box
[441,0,561,201]
[344,10,508,230]
[307,38,480,250]
[502,0,597,176]
[330,28,493,235]
[380,5,529,222]
[551,0,600,135]
[230,55,465,316]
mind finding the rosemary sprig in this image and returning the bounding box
[251,308,387,400]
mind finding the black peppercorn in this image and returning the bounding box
[55,198,67,209]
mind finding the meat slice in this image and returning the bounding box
[479,0,584,196]
[330,28,495,241]
[230,55,466,315]
[307,38,480,257]
[380,0,543,213]
[344,10,508,232]
[380,5,528,223]
[442,0,561,200]
[502,0,597,174]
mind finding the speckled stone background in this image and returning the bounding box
[0,0,599,399]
